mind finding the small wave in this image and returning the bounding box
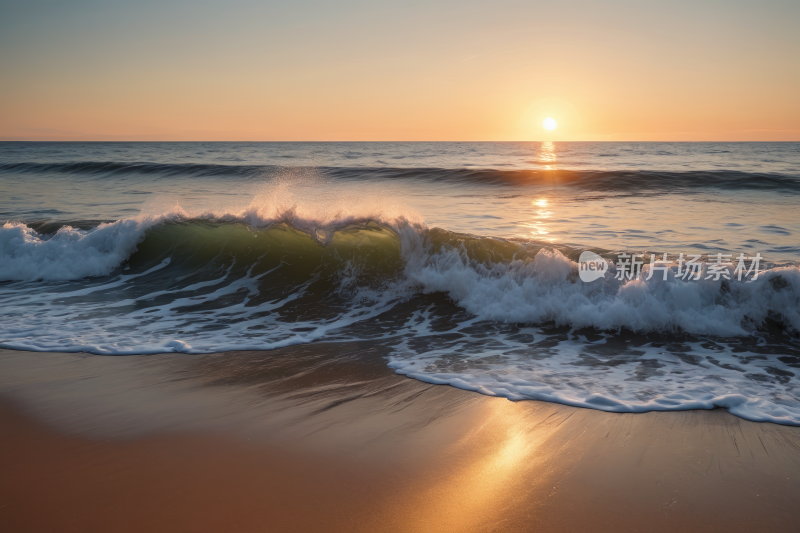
[3,161,800,192]
[0,161,274,177]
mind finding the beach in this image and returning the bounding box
[3,346,800,532]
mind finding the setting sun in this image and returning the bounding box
[543,117,558,131]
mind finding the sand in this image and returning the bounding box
[2,344,800,532]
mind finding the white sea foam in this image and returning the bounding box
[388,344,800,425]
[0,220,154,281]
[408,246,800,337]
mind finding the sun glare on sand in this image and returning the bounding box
[543,117,558,131]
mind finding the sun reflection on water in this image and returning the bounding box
[539,141,557,170]
[521,196,555,241]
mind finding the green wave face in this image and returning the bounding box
[122,221,407,323]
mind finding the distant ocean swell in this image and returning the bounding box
[3,161,800,192]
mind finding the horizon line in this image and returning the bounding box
[2,139,800,143]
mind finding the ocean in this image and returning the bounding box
[2,141,799,424]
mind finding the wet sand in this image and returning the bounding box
[2,345,800,532]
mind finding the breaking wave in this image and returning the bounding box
[2,207,799,336]
[2,208,800,425]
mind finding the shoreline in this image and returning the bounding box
[2,346,800,532]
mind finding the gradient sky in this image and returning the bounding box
[1,0,799,141]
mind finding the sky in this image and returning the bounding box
[1,0,799,141]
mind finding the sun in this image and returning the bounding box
[543,117,558,131]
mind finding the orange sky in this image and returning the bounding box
[1,0,799,141]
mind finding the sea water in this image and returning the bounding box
[2,141,799,424]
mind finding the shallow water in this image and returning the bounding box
[2,141,800,424]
